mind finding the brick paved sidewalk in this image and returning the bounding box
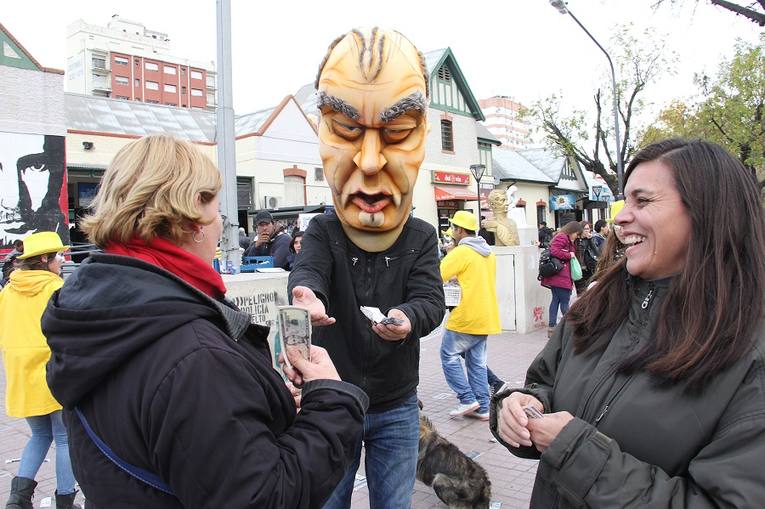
[0,328,547,508]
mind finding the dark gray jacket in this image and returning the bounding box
[491,276,765,508]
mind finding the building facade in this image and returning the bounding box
[479,95,532,151]
[0,22,68,251]
[66,15,216,110]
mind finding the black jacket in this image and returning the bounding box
[288,214,445,411]
[244,231,291,269]
[491,276,765,507]
[43,254,368,508]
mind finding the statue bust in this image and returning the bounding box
[505,185,528,227]
[483,189,519,246]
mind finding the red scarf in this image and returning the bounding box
[105,237,226,299]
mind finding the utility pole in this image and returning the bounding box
[215,0,240,273]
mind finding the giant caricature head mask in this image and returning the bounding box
[316,28,429,251]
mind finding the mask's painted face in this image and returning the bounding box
[316,29,428,247]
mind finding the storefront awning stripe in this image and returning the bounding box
[434,185,478,201]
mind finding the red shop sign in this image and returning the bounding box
[431,171,470,185]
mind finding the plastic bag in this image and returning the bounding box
[570,257,583,281]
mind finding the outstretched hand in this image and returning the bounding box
[291,286,335,326]
[372,308,411,342]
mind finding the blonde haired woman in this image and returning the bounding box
[43,135,367,508]
[0,232,80,509]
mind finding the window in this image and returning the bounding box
[114,76,129,85]
[115,95,129,100]
[314,167,324,181]
[437,65,452,82]
[537,205,546,226]
[145,62,159,71]
[114,56,129,65]
[191,70,203,80]
[441,120,454,152]
[146,81,159,91]
[206,76,215,87]
[164,84,177,93]
[92,57,106,69]
[191,88,203,97]
[164,65,176,75]
[134,79,140,87]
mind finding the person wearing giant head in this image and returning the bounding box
[288,28,445,509]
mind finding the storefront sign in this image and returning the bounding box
[431,171,470,185]
[550,194,576,211]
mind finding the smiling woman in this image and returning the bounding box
[492,139,765,508]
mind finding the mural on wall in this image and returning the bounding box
[0,132,68,250]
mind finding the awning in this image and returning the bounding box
[434,185,478,201]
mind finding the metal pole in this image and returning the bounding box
[215,0,240,273]
[563,9,624,199]
[477,178,481,216]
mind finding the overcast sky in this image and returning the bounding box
[3,0,761,120]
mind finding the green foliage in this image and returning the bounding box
[644,36,765,197]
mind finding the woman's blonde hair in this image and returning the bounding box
[81,135,221,246]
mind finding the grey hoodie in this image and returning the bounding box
[459,235,492,257]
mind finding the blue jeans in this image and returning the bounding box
[18,411,76,494]
[440,330,490,413]
[549,286,572,327]
[322,393,419,509]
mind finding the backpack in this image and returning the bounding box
[538,248,564,279]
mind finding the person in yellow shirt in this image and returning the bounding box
[0,232,80,509]
[439,211,501,421]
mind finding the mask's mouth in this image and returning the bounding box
[345,190,402,214]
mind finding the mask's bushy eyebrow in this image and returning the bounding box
[317,92,360,120]
[379,92,426,123]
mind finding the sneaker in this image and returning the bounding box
[448,401,480,417]
[468,410,490,421]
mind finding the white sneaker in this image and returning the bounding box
[449,401,480,417]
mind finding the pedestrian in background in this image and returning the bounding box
[574,221,599,294]
[492,139,765,507]
[0,232,80,509]
[286,230,304,270]
[243,210,291,269]
[43,135,367,508]
[537,221,553,249]
[591,219,609,253]
[439,211,501,421]
[540,221,583,338]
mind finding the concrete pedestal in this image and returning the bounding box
[493,246,549,334]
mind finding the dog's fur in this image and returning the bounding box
[417,413,492,509]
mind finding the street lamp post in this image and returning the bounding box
[469,164,486,217]
[549,0,624,199]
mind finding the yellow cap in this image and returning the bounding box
[449,210,479,232]
[18,231,70,259]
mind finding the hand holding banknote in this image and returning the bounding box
[282,345,341,387]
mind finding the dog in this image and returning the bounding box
[417,413,492,509]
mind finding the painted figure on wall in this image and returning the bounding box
[484,189,519,246]
[0,133,68,250]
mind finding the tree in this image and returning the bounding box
[653,0,765,27]
[530,26,676,196]
[642,37,765,197]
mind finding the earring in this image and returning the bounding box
[193,229,205,243]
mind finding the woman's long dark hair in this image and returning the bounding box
[567,139,765,390]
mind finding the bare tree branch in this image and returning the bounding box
[710,0,765,25]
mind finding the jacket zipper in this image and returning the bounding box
[580,283,656,422]
[593,376,634,426]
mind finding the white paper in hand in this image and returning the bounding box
[360,306,387,324]
[278,306,311,369]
